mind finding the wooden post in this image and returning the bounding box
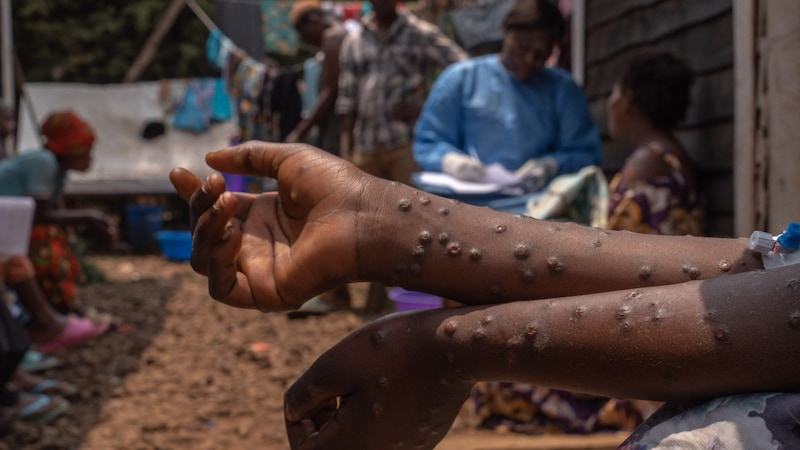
[733,0,757,236]
[765,0,800,231]
[571,0,585,86]
[734,0,800,235]
[123,0,186,83]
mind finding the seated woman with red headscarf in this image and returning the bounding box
[0,111,115,351]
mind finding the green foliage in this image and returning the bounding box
[13,0,217,84]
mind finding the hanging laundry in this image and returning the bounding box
[206,29,236,71]
[211,78,233,122]
[261,0,301,56]
[172,78,233,133]
[228,54,275,141]
[205,28,275,142]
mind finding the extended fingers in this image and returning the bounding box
[169,168,227,234]
[191,191,237,275]
[169,167,202,203]
[285,400,341,450]
[285,394,355,450]
[204,218,260,309]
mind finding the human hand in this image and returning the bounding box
[169,142,373,311]
[284,310,474,450]
[3,255,36,285]
[441,152,485,181]
[514,156,559,192]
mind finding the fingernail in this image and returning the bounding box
[201,175,213,193]
[212,194,225,213]
[221,225,232,241]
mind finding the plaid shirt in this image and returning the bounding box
[337,12,467,153]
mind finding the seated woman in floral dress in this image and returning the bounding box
[606,49,701,235]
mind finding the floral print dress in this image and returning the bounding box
[607,142,702,236]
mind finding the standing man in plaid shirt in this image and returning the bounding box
[337,0,467,187]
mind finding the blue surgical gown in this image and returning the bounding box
[414,55,602,175]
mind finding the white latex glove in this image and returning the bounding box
[514,157,559,192]
[441,152,486,181]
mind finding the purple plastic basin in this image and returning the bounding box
[388,288,443,311]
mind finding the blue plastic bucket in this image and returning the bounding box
[155,230,193,262]
[125,204,164,249]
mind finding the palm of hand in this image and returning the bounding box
[232,190,359,310]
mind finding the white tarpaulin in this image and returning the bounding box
[17,81,238,195]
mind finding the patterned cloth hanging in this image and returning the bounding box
[261,0,301,56]
[171,78,233,133]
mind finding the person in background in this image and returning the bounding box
[169,141,798,449]
[606,50,702,236]
[337,0,467,183]
[1,256,71,429]
[4,255,107,353]
[414,0,601,193]
[285,1,348,156]
[0,111,118,317]
[337,0,467,312]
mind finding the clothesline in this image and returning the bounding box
[184,0,217,32]
[184,0,308,74]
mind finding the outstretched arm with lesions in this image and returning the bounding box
[169,141,761,312]
[283,263,800,450]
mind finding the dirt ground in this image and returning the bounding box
[2,255,628,450]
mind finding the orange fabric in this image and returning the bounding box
[41,111,95,158]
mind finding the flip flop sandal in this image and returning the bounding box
[18,350,60,372]
[287,297,339,320]
[36,316,110,354]
[17,394,70,423]
[24,379,78,398]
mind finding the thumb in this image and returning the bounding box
[205,141,317,179]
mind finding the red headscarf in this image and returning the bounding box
[41,111,95,158]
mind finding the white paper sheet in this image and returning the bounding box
[418,163,521,194]
[0,196,35,262]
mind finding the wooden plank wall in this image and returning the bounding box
[583,0,735,236]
